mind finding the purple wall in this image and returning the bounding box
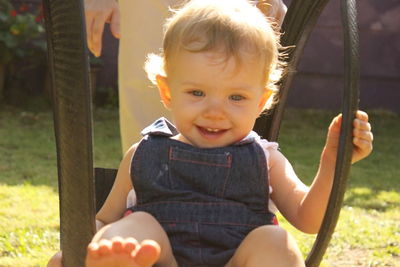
[96,0,400,112]
[285,0,400,112]
[13,0,400,112]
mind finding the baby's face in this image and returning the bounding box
[159,49,271,148]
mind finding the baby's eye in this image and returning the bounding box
[189,90,205,97]
[229,94,245,101]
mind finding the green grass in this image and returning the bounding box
[278,109,400,266]
[0,105,121,266]
[0,106,399,266]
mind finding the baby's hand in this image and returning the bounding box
[326,110,373,164]
[351,111,373,163]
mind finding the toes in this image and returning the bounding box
[98,239,113,256]
[87,242,101,259]
[111,237,124,253]
[86,238,160,267]
[135,240,161,266]
[123,237,139,255]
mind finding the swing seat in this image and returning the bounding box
[43,0,360,266]
[94,167,117,212]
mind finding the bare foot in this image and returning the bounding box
[85,237,160,267]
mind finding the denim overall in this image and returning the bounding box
[129,118,276,266]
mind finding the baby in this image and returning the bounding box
[48,0,373,266]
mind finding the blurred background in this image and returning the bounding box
[1,0,399,112]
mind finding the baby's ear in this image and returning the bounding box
[258,89,273,113]
[156,75,172,110]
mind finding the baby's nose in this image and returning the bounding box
[203,99,225,120]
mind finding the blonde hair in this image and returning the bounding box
[145,0,285,111]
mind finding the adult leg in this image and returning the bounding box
[226,225,305,267]
[118,0,182,153]
[86,211,178,267]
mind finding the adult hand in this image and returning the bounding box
[85,0,120,57]
[257,0,287,27]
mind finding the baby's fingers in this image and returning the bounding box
[352,135,373,163]
[353,124,373,139]
[352,128,373,163]
[350,110,373,163]
[353,128,374,144]
[355,110,369,121]
[353,117,371,132]
[353,111,373,143]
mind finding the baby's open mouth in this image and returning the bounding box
[197,126,228,136]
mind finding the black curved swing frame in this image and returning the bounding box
[42,0,360,266]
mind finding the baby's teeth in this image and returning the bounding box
[206,128,219,132]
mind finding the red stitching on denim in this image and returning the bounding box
[132,139,145,205]
[160,220,271,228]
[169,147,173,161]
[169,147,232,167]
[137,200,249,207]
[220,154,232,197]
[194,223,202,261]
[171,157,231,167]
[255,141,270,212]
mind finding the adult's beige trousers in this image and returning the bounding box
[119,0,181,153]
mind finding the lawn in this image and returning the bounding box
[0,105,399,266]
